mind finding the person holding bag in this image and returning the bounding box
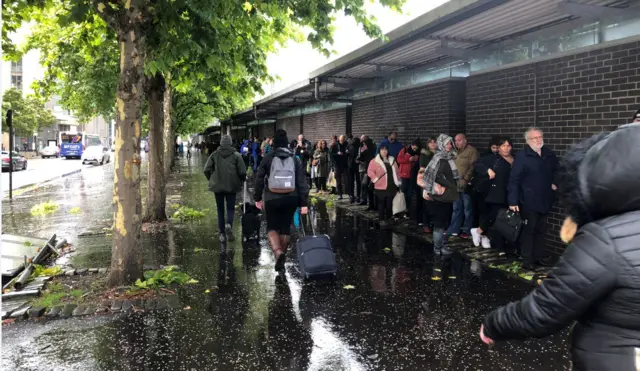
[419,134,459,255]
[470,137,514,252]
[367,144,402,229]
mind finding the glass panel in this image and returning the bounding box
[602,17,640,42]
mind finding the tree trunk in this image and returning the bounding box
[163,86,174,180]
[144,74,166,222]
[108,25,145,287]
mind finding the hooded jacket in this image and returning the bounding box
[204,144,246,193]
[254,147,309,207]
[483,123,640,371]
[357,138,375,173]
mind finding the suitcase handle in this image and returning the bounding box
[301,208,316,237]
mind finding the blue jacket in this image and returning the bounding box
[508,145,558,214]
[376,138,403,159]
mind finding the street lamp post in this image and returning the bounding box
[7,110,14,199]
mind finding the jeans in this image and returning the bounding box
[520,208,548,264]
[215,192,237,234]
[448,192,473,234]
[399,178,412,214]
[433,228,449,251]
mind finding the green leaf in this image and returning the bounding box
[343,285,355,289]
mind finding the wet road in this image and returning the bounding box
[1,154,571,371]
[1,158,89,197]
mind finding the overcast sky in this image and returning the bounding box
[262,0,449,97]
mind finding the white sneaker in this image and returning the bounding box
[481,236,491,249]
[470,228,481,247]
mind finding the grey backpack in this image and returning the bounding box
[268,152,296,193]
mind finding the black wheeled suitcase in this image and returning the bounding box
[241,182,260,242]
[296,210,337,279]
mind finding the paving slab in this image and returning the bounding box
[45,305,64,318]
[28,307,46,318]
[60,304,77,318]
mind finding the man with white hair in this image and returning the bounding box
[508,127,558,270]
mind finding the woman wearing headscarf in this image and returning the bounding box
[480,123,640,371]
[419,137,437,233]
[420,134,459,255]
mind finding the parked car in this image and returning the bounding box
[1,151,27,171]
[81,146,111,165]
[40,145,60,159]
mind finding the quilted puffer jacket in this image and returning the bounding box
[483,123,640,371]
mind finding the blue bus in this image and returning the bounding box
[59,132,101,159]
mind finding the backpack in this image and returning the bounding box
[268,152,296,193]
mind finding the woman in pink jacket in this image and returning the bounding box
[367,144,402,228]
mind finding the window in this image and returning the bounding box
[59,124,71,132]
[11,75,23,90]
[11,59,23,90]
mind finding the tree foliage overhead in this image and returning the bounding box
[2,88,58,137]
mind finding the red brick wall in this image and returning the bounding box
[276,116,302,140]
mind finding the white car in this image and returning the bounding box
[40,145,60,159]
[81,145,111,165]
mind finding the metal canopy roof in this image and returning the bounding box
[225,0,635,125]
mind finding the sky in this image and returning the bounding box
[261,0,450,98]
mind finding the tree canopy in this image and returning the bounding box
[2,88,58,137]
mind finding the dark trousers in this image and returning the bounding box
[360,172,375,207]
[480,203,508,252]
[422,198,432,227]
[519,208,548,264]
[414,183,424,224]
[317,177,327,191]
[335,167,348,196]
[215,192,237,234]
[376,192,393,221]
[347,167,361,199]
[399,178,412,215]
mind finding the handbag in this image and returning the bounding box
[493,209,523,243]
[392,191,407,215]
[327,170,337,188]
[467,156,500,195]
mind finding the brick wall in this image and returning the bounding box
[258,123,275,140]
[276,116,302,139]
[301,108,348,144]
[466,40,640,253]
[352,79,467,144]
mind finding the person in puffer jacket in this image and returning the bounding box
[480,123,640,371]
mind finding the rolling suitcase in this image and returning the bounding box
[241,182,260,242]
[296,210,337,279]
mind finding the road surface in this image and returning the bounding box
[1,157,95,197]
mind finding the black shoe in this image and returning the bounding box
[225,224,235,242]
[522,262,536,271]
[338,195,343,200]
[535,259,554,268]
[275,252,286,272]
[358,201,367,206]
[349,196,355,204]
[379,220,390,229]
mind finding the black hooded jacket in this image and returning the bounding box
[483,123,640,371]
[254,147,309,207]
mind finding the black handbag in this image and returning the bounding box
[493,209,523,243]
[467,156,500,195]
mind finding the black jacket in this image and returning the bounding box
[484,124,640,371]
[346,139,360,170]
[331,141,348,170]
[294,139,312,169]
[474,153,512,205]
[356,139,375,172]
[254,147,309,207]
[508,145,558,214]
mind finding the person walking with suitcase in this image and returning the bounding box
[204,135,247,243]
[254,129,310,272]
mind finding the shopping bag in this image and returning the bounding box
[493,209,523,243]
[327,170,337,188]
[392,191,407,215]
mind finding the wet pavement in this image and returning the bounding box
[1,153,571,370]
[2,158,88,198]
